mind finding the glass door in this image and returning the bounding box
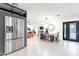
[69,23,76,40]
[64,24,66,38]
[63,23,69,40]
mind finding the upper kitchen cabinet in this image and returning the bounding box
[0,3,27,18]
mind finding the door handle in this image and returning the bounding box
[10,26,13,32]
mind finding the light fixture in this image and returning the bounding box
[47,24,55,31]
[56,14,61,17]
[45,17,48,19]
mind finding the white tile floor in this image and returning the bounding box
[7,36,79,56]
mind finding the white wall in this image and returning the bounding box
[17,3,65,40]
[39,16,63,40]
[17,3,79,40]
[63,17,79,22]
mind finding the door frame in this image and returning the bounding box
[63,21,79,42]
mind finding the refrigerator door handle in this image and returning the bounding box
[10,26,13,32]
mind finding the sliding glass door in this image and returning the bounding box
[69,23,76,40]
[63,22,77,41]
[64,24,66,38]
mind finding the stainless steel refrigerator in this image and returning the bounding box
[5,16,25,54]
[0,3,27,55]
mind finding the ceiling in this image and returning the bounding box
[18,3,79,25]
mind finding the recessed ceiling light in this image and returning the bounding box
[56,14,60,16]
[45,17,48,19]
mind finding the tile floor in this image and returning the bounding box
[7,36,79,56]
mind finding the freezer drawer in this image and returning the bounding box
[5,40,17,54]
[17,38,25,49]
